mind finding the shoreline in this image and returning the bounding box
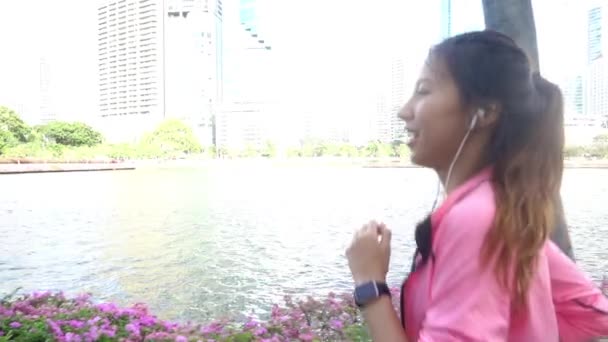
[1,157,607,174]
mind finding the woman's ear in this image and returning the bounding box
[476,103,500,129]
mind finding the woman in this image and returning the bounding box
[346,30,608,341]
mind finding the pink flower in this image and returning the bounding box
[69,320,85,329]
[86,317,101,326]
[99,327,116,338]
[9,322,21,329]
[163,321,179,331]
[298,332,316,341]
[330,319,344,330]
[86,326,100,341]
[259,338,281,342]
[65,332,82,342]
[125,323,141,338]
[175,336,188,342]
[200,322,223,335]
[254,327,268,336]
[145,332,171,340]
[0,307,14,316]
[32,291,52,300]
[244,319,258,329]
[75,293,91,304]
[139,315,157,327]
[96,303,118,313]
[47,319,63,336]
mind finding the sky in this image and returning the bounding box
[0,0,599,126]
[0,0,97,123]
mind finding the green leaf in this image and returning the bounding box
[229,332,254,342]
[344,324,371,342]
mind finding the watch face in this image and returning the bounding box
[355,282,378,306]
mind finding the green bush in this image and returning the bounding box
[0,106,32,144]
[564,145,587,158]
[0,130,17,155]
[592,133,608,145]
[36,122,103,147]
[3,142,63,159]
[141,119,202,158]
[588,144,608,158]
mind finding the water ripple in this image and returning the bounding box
[0,167,606,322]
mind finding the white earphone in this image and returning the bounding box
[469,108,486,130]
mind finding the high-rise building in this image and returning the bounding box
[97,0,165,142]
[215,0,278,150]
[373,54,415,143]
[586,61,608,118]
[388,58,407,142]
[439,0,484,40]
[96,0,223,143]
[440,0,452,39]
[38,57,55,123]
[221,0,272,103]
[585,3,608,119]
[561,74,585,117]
[588,5,606,63]
[165,0,223,145]
[238,0,271,48]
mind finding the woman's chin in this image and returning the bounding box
[409,151,429,168]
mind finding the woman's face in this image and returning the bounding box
[398,59,470,171]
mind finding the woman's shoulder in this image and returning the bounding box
[436,180,496,241]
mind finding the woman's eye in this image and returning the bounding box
[415,88,429,95]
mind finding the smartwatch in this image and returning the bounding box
[354,281,391,308]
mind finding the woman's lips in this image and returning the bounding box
[405,128,419,147]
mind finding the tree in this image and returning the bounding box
[482,0,574,259]
[339,144,360,158]
[240,144,259,158]
[38,121,103,147]
[261,141,277,158]
[0,130,16,155]
[592,133,608,145]
[0,106,32,144]
[482,0,540,72]
[394,143,411,159]
[142,119,202,157]
[364,141,380,157]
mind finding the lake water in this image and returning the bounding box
[1,163,607,322]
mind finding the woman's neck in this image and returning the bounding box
[438,160,486,195]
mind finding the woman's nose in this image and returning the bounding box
[397,100,414,122]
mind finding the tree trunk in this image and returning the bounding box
[481,0,575,260]
[482,0,540,72]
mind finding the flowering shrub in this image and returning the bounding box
[1,281,605,342]
[0,288,400,342]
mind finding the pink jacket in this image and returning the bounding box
[401,168,608,341]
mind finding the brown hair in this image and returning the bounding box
[431,30,565,304]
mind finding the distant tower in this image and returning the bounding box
[440,0,452,39]
[585,3,608,118]
[39,57,55,123]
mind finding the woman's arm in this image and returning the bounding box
[546,242,608,341]
[346,222,409,341]
[361,296,408,342]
